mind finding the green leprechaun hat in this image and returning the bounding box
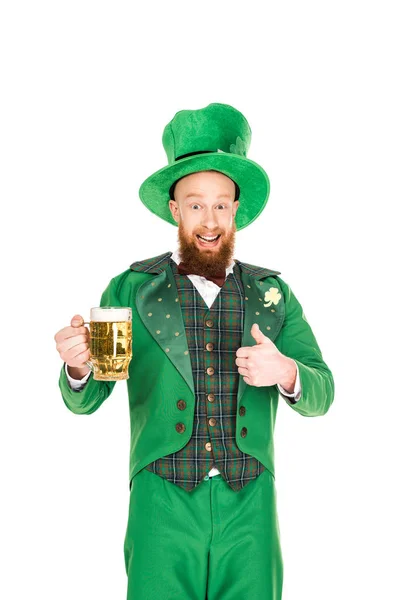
[138,102,270,230]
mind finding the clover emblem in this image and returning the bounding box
[230,136,246,156]
[263,287,282,307]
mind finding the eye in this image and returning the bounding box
[191,204,201,210]
[216,204,226,209]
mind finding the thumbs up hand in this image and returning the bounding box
[235,323,296,389]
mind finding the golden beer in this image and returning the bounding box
[85,307,132,381]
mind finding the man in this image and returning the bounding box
[56,102,335,599]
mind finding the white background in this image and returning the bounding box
[1,1,399,598]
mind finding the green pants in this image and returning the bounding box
[123,467,284,599]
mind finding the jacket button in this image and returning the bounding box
[177,400,186,410]
[239,406,246,416]
[205,442,212,451]
[176,422,186,434]
[206,342,214,351]
[208,417,217,426]
[205,319,214,328]
[207,393,215,402]
[240,427,247,438]
[206,366,215,376]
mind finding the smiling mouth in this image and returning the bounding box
[196,234,221,243]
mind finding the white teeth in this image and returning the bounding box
[198,234,219,242]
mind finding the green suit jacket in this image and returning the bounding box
[59,252,335,489]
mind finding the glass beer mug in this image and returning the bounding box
[83,307,132,381]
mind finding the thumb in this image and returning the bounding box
[251,323,268,345]
[71,314,84,328]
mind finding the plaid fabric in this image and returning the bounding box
[145,258,266,492]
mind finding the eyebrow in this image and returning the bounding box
[184,193,232,200]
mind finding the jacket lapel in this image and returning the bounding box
[235,260,285,404]
[131,252,195,396]
[130,252,285,403]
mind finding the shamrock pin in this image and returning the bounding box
[229,136,246,156]
[263,287,282,307]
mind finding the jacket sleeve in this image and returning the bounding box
[58,277,120,415]
[273,276,335,417]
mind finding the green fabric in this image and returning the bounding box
[58,251,335,491]
[138,102,270,230]
[123,467,283,599]
[144,259,267,492]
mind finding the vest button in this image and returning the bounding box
[239,406,246,416]
[176,422,186,434]
[240,427,248,438]
[207,393,215,402]
[208,417,217,426]
[206,342,214,351]
[205,442,212,451]
[177,400,186,410]
[205,319,214,328]
[206,366,215,376]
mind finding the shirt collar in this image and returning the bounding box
[171,248,235,277]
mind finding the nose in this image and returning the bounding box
[200,206,219,230]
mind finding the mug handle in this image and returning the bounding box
[83,321,95,373]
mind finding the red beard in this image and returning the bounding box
[177,221,236,277]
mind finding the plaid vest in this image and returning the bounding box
[144,258,267,492]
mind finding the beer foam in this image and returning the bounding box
[90,307,132,322]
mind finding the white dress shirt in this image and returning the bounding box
[65,250,301,477]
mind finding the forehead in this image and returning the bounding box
[175,170,236,199]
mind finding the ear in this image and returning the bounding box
[169,199,180,224]
[233,200,240,217]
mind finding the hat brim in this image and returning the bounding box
[138,153,270,231]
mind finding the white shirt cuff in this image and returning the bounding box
[65,362,91,389]
[277,361,301,402]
